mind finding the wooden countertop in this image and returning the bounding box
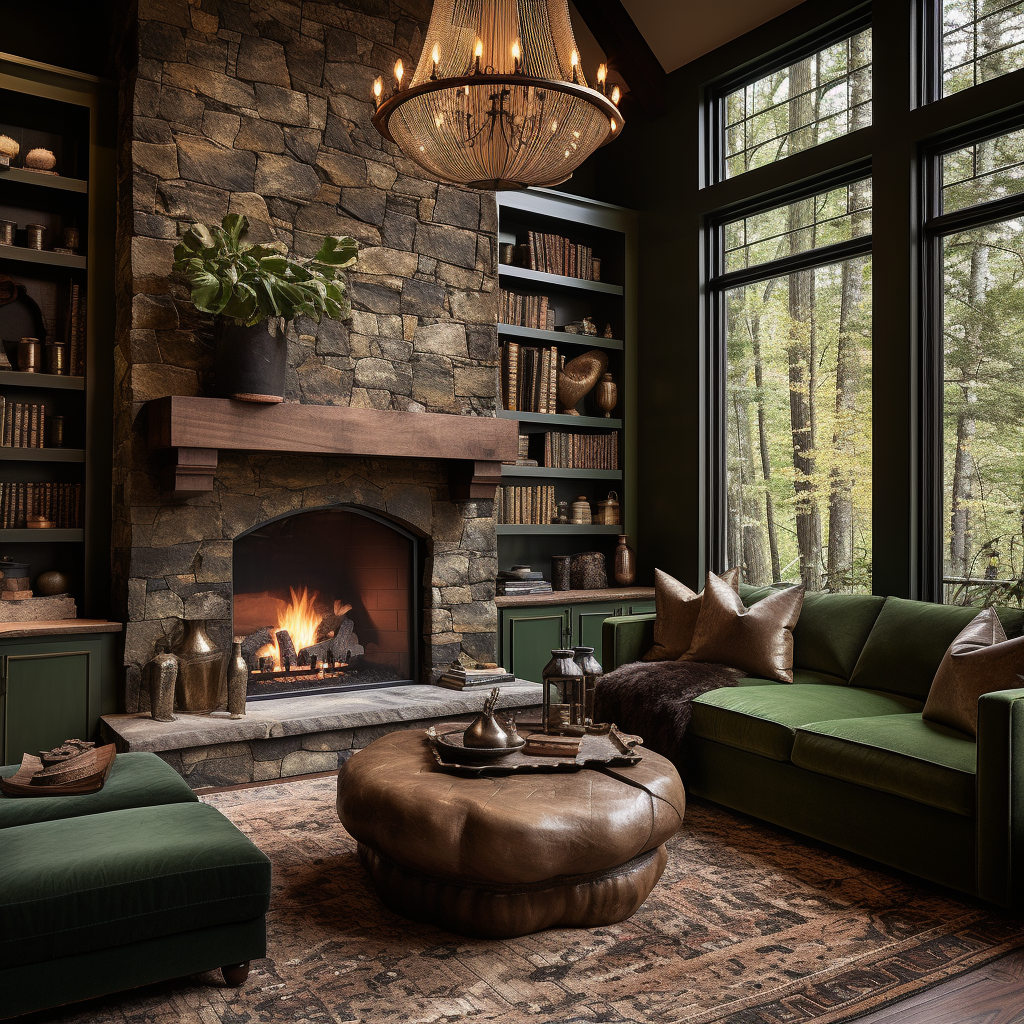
[496,587,654,608]
[0,619,123,637]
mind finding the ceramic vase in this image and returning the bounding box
[596,373,617,417]
[145,644,178,723]
[173,619,224,714]
[614,534,636,586]
[227,639,248,719]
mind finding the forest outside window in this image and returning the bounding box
[723,181,872,593]
[939,127,1024,605]
[941,0,1024,96]
[722,28,871,179]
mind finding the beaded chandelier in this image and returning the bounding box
[371,0,623,190]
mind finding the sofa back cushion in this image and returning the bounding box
[850,597,1024,701]
[739,585,885,681]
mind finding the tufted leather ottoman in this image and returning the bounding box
[336,729,686,937]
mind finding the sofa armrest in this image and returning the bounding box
[602,614,655,671]
[976,686,1024,908]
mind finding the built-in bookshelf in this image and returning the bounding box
[495,189,637,576]
[0,54,114,615]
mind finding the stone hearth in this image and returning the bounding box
[102,681,542,788]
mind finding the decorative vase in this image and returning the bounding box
[571,496,592,524]
[463,687,512,747]
[551,554,572,591]
[614,534,636,586]
[573,646,603,726]
[145,642,178,723]
[227,638,248,719]
[570,551,607,590]
[596,373,617,417]
[541,649,585,734]
[214,318,287,403]
[173,619,224,714]
[557,349,609,414]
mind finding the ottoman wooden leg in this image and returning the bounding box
[221,961,250,986]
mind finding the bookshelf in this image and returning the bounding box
[495,188,638,579]
[0,53,115,616]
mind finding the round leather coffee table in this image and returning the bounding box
[336,729,686,938]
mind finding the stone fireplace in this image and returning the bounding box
[112,0,520,717]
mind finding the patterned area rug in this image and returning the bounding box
[41,775,1024,1024]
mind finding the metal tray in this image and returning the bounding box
[426,722,643,776]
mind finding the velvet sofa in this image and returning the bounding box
[0,751,271,1019]
[600,588,1024,909]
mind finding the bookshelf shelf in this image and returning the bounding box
[501,466,622,480]
[497,323,623,351]
[499,409,623,430]
[496,524,623,536]
[499,265,623,295]
[0,371,85,391]
[0,246,86,270]
[0,448,85,462]
[0,528,83,542]
[0,167,88,193]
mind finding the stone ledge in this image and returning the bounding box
[101,682,543,753]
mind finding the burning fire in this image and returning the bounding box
[257,586,323,670]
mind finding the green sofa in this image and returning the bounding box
[0,751,271,1019]
[601,588,1024,909]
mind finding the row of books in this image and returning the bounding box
[0,481,82,529]
[544,431,619,470]
[495,485,556,526]
[526,230,599,281]
[500,289,555,331]
[0,399,46,448]
[501,342,561,414]
[67,281,87,377]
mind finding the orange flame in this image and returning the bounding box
[261,587,323,670]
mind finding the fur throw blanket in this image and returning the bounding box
[593,660,741,766]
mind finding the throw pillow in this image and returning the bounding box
[643,566,741,661]
[682,573,805,682]
[922,606,1024,737]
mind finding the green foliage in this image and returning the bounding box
[171,214,358,327]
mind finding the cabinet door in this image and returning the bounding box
[501,609,569,683]
[2,643,98,764]
[572,602,624,667]
[627,601,655,615]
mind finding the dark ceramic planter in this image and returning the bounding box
[214,319,286,403]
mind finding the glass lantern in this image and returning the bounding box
[541,649,586,735]
[573,646,603,726]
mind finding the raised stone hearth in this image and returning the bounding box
[102,681,542,788]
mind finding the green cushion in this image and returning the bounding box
[850,597,1024,701]
[792,714,977,817]
[0,802,271,969]
[690,683,922,761]
[740,669,848,686]
[0,752,196,829]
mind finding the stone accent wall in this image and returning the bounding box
[114,0,500,708]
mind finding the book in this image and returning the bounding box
[522,733,582,757]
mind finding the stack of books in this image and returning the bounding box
[1,399,46,448]
[496,566,553,596]
[544,431,619,469]
[501,341,559,413]
[436,666,516,690]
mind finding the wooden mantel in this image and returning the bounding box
[146,395,518,497]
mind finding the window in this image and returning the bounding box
[721,183,873,592]
[942,0,1024,96]
[937,129,1024,605]
[722,29,871,179]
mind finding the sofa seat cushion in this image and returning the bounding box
[0,751,197,829]
[690,684,923,762]
[792,715,977,816]
[0,802,271,969]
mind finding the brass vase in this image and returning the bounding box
[227,638,248,719]
[173,619,224,714]
[613,534,636,586]
[145,643,178,723]
[596,372,617,417]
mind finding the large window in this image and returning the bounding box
[937,129,1024,605]
[723,28,871,179]
[722,187,873,591]
[942,0,1024,96]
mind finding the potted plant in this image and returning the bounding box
[172,214,357,403]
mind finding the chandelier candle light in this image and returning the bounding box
[371,0,623,189]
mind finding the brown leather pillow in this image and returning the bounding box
[682,573,804,682]
[923,607,1024,737]
[642,567,741,661]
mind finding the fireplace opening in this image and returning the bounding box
[232,506,419,700]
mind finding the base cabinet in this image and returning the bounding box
[0,632,119,764]
[499,599,654,683]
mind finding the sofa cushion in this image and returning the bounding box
[849,597,1024,701]
[792,715,977,816]
[643,567,740,661]
[690,684,922,761]
[0,751,197,829]
[0,801,271,969]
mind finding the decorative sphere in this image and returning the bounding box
[0,135,19,159]
[35,570,69,596]
[25,148,56,170]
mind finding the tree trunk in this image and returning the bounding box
[731,389,769,584]
[751,284,782,581]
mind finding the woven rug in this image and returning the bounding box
[41,775,1024,1024]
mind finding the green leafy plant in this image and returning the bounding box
[172,214,357,326]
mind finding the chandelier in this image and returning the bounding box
[371,0,623,190]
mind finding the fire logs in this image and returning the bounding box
[241,627,274,668]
